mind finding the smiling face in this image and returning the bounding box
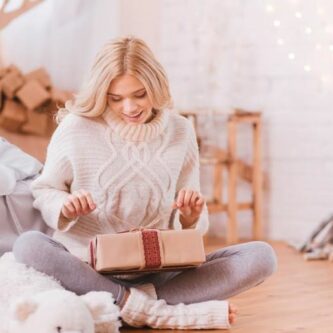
[107,74,154,124]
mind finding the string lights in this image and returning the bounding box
[265,1,333,85]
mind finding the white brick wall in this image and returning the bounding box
[154,0,333,243]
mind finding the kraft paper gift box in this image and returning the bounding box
[89,229,206,274]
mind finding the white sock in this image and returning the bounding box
[120,286,230,330]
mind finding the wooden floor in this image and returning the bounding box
[0,128,50,162]
[207,239,333,333]
[2,129,333,332]
[123,239,333,333]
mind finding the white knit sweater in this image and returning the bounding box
[31,109,209,261]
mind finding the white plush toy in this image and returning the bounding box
[0,253,121,333]
[8,289,121,333]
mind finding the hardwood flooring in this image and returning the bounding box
[124,239,333,333]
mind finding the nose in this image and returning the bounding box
[122,98,137,113]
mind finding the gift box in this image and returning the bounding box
[89,229,206,274]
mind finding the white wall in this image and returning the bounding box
[1,0,121,90]
[2,0,333,243]
[119,0,160,53]
[156,0,333,243]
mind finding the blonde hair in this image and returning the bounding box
[57,36,172,122]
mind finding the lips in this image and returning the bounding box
[122,111,143,121]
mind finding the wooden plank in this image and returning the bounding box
[200,147,229,164]
[207,202,252,213]
[237,160,253,182]
[0,0,44,30]
[227,119,238,243]
[213,162,223,204]
[252,120,263,240]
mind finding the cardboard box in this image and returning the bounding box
[25,68,52,89]
[7,65,21,76]
[0,67,8,79]
[89,229,206,274]
[51,87,72,107]
[16,80,51,110]
[0,71,25,98]
[0,100,27,132]
[21,109,49,136]
[0,65,70,136]
[0,83,3,110]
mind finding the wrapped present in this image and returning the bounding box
[89,229,206,274]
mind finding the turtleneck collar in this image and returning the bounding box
[102,108,170,142]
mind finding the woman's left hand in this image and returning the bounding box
[172,188,205,227]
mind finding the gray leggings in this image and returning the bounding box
[13,231,277,305]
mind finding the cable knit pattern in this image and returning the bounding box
[31,109,209,261]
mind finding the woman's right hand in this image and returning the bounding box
[61,189,96,220]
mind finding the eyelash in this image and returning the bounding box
[110,92,146,102]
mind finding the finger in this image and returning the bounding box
[190,192,200,206]
[183,190,193,207]
[70,196,82,215]
[194,197,205,212]
[66,195,76,210]
[77,190,95,213]
[81,196,90,213]
[85,192,96,210]
[74,192,88,213]
[62,202,76,218]
[172,201,178,209]
[195,196,205,206]
[176,189,186,207]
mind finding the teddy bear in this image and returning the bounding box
[0,253,121,333]
[8,289,121,333]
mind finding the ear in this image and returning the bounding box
[80,291,117,321]
[10,298,38,322]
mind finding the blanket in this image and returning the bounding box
[0,252,120,332]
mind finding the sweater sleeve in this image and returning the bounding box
[175,120,209,235]
[31,125,77,232]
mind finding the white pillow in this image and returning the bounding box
[0,138,43,195]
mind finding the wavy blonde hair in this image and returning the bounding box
[57,36,172,122]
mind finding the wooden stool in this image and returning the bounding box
[181,109,263,244]
[225,109,263,243]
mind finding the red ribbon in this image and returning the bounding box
[141,229,162,269]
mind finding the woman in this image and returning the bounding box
[13,36,277,329]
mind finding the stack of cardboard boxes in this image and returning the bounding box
[0,65,72,136]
